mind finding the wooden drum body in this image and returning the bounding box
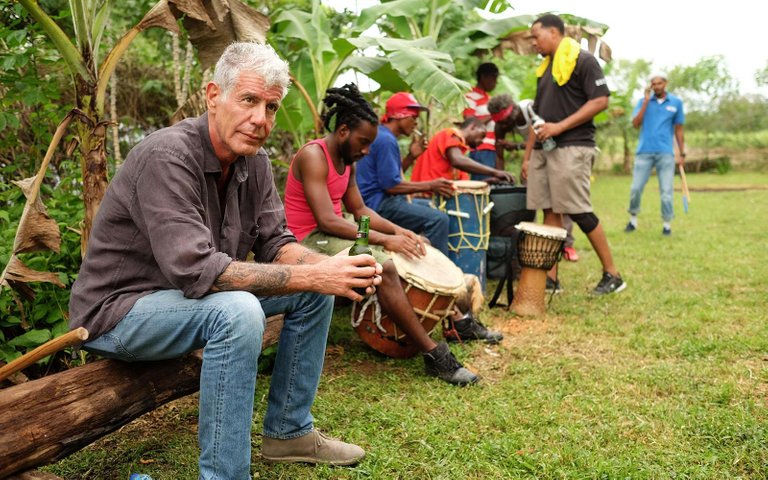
[351,245,465,358]
[511,222,567,316]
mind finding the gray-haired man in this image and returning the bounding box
[69,42,379,478]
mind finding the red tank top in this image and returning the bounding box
[284,138,350,241]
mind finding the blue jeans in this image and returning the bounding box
[469,149,497,180]
[628,153,675,222]
[377,195,450,256]
[84,289,333,480]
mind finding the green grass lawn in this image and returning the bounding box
[48,172,768,479]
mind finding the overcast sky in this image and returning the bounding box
[326,0,768,96]
[509,0,767,95]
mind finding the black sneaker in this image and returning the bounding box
[545,276,564,294]
[445,314,503,344]
[662,226,672,236]
[592,272,627,295]
[423,342,479,386]
[624,222,637,233]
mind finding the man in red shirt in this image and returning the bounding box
[411,117,514,184]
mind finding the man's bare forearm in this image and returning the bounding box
[212,261,296,296]
[211,243,328,295]
[273,241,327,265]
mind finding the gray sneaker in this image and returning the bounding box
[423,342,479,386]
[262,429,365,466]
[592,272,627,295]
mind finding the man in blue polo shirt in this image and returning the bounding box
[356,92,455,256]
[625,73,686,236]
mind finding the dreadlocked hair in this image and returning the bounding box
[321,83,378,133]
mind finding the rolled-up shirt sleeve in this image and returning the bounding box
[131,147,231,298]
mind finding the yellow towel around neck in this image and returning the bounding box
[536,37,581,86]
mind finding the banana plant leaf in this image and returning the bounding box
[349,36,470,107]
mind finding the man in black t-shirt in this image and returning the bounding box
[521,14,626,295]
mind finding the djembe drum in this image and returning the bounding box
[511,222,567,316]
[439,180,492,291]
[351,244,466,358]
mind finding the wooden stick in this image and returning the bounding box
[0,327,88,383]
[678,164,691,200]
[678,164,691,213]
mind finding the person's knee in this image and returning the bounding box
[382,259,399,280]
[570,212,600,234]
[210,291,264,346]
[301,291,334,314]
[437,212,449,230]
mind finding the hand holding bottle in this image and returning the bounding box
[531,112,557,151]
[349,215,376,296]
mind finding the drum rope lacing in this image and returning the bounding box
[438,194,490,252]
[351,294,384,332]
[350,285,454,336]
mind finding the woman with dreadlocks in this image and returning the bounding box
[285,83,480,386]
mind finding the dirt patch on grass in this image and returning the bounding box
[485,309,550,337]
[323,343,401,378]
[734,358,768,402]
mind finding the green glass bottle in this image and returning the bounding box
[349,215,372,296]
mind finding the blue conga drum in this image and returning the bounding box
[439,180,492,291]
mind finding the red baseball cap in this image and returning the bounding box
[383,92,428,121]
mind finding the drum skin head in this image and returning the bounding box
[390,244,465,295]
[515,221,567,240]
[452,180,490,193]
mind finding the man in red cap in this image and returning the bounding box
[356,92,455,256]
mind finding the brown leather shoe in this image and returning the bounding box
[261,429,365,466]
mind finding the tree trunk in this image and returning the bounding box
[110,74,122,167]
[171,31,184,107]
[0,314,284,479]
[79,122,110,256]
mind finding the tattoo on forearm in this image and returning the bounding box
[296,250,313,264]
[214,262,291,296]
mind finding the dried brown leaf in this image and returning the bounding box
[11,177,61,255]
[3,256,65,289]
[170,0,269,71]
[138,0,181,34]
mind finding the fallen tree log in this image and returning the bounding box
[0,314,284,479]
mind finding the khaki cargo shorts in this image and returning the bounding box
[526,145,596,214]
